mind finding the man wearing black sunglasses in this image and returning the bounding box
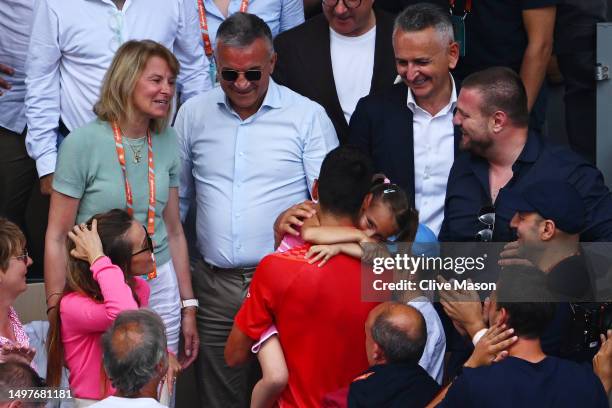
[174,12,338,408]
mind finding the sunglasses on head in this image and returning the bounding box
[220,69,262,82]
[132,225,154,256]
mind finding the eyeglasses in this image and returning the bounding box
[476,206,495,242]
[11,249,29,265]
[322,0,362,9]
[132,226,154,256]
[220,69,262,82]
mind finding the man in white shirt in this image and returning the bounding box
[0,0,47,280]
[25,0,211,195]
[175,13,338,407]
[273,0,397,143]
[91,310,169,408]
[349,3,461,237]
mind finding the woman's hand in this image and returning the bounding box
[305,244,341,267]
[594,330,612,395]
[0,344,36,365]
[464,322,517,368]
[179,308,199,369]
[165,352,182,396]
[67,219,105,265]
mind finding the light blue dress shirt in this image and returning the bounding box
[193,0,304,51]
[0,0,34,133]
[175,79,338,268]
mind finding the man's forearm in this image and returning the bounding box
[520,6,555,112]
[520,44,552,112]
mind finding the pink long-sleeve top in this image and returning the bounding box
[60,256,150,399]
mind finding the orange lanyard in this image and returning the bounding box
[197,0,249,57]
[449,0,472,14]
[111,122,157,280]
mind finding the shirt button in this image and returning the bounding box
[239,152,244,157]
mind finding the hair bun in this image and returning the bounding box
[371,173,388,187]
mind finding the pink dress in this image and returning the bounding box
[60,256,150,399]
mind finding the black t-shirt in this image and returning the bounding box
[438,356,608,407]
[348,363,440,408]
[374,0,448,15]
[452,0,558,81]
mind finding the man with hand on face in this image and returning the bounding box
[435,273,608,408]
[349,3,462,237]
[174,13,338,408]
[272,0,397,143]
[442,180,598,363]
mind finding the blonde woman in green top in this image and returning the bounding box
[45,40,199,370]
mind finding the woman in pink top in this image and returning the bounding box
[0,218,35,366]
[46,209,180,406]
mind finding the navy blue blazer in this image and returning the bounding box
[347,82,462,206]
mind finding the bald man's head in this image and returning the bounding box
[110,321,146,359]
[101,309,168,396]
[365,302,427,366]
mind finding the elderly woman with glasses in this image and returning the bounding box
[0,218,36,366]
[44,40,198,372]
[46,209,180,406]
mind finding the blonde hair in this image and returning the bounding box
[94,40,179,134]
[0,218,26,271]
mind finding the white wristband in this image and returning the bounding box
[472,328,488,346]
[181,298,199,309]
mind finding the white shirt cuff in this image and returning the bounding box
[35,152,57,178]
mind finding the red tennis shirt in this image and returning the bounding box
[235,244,379,407]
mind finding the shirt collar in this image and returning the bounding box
[515,130,542,164]
[407,73,457,115]
[217,78,283,117]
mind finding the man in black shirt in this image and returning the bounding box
[450,0,557,132]
[439,67,612,243]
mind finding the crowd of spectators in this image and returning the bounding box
[1,0,612,407]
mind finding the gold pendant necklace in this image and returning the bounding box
[125,137,145,164]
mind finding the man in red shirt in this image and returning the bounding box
[225,146,379,407]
